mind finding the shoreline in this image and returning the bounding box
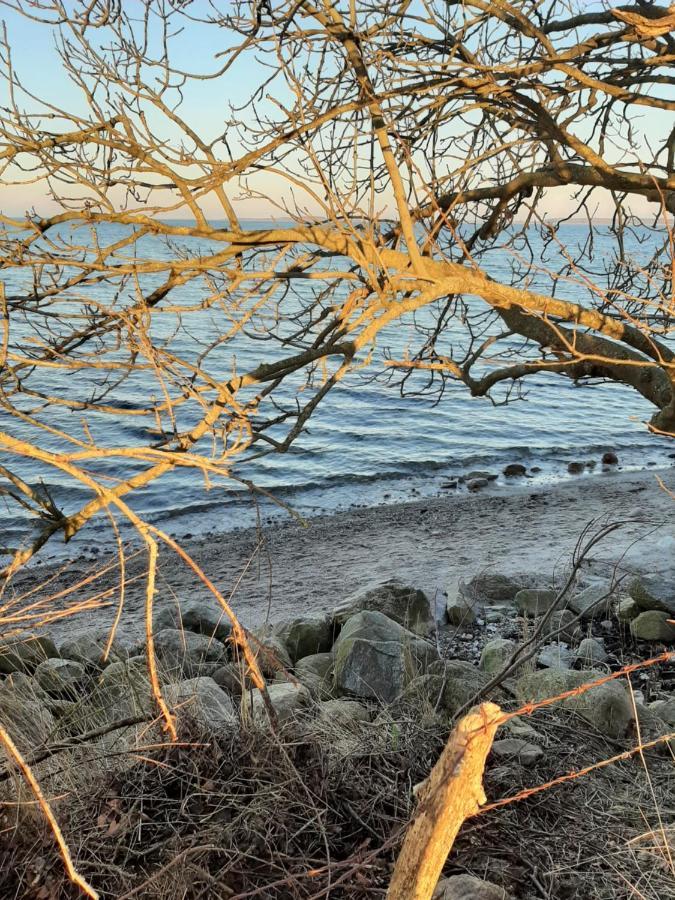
[12,466,675,644]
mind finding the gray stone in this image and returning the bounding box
[34,658,86,696]
[515,669,632,738]
[537,643,575,669]
[212,662,244,696]
[602,451,618,465]
[165,677,236,731]
[273,616,333,662]
[463,573,524,605]
[575,638,608,667]
[630,610,675,642]
[427,659,499,715]
[295,652,333,680]
[93,657,153,720]
[433,874,513,900]
[649,698,675,726]
[59,634,129,668]
[567,461,585,474]
[498,715,543,743]
[0,633,59,674]
[0,695,55,753]
[515,589,558,617]
[251,630,293,678]
[246,682,310,725]
[153,627,226,677]
[317,699,370,727]
[629,575,675,615]
[0,671,49,704]
[616,597,640,623]
[446,588,477,626]
[333,611,438,702]
[466,470,497,481]
[479,638,517,674]
[334,581,433,636]
[568,585,613,621]
[633,704,673,754]
[503,463,526,477]
[467,477,488,491]
[155,601,232,642]
[548,609,578,643]
[491,738,543,767]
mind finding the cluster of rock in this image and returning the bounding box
[448,451,620,492]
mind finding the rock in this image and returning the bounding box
[499,715,543,743]
[515,669,632,738]
[567,461,585,474]
[0,695,55,753]
[602,451,619,465]
[273,616,334,662]
[491,738,543,767]
[630,610,675,642]
[629,575,675,615]
[616,597,640,623]
[317,699,370,727]
[575,638,608,667]
[333,611,438,702]
[212,663,243,696]
[467,477,488,491]
[153,628,226,678]
[427,659,500,715]
[333,581,433,636]
[251,630,293,678]
[154,601,232,642]
[0,633,59,674]
[0,671,49,704]
[568,585,613,621]
[59,634,129,668]
[433,874,513,900]
[463,573,524,605]
[632,704,673,754]
[466,470,498,481]
[295,653,333,680]
[515,589,558,617]
[649,698,675,726]
[503,463,526,477]
[245,682,310,725]
[446,588,477,626]
[537,643,575,669]
[34,658,86,696]
[383,674,450,723]
[165,677,236,731]
[93,657,154,720]
[479,638,517,674]
[548,609,578,643]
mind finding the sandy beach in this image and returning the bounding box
[11,466,675,644]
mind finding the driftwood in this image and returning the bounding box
[388,702,502,900]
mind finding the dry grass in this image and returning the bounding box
[0,696,673,900]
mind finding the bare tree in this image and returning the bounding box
[0,0,673,575]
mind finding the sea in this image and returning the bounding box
[1,219,673,558]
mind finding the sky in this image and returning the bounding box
[0,1,671,222]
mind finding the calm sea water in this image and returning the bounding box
[1,220,673,556]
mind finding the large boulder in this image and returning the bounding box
[0,632,59,674]
[333,611,438,703]
[245,682,310,725]
[273,616,333,663]
[433,874,513,900]
[92,657,154,721]
[515,669,633,738]
[34,658,86,697]
[333,581,433,636]
[59,634,129,669]
[515,589,558,617]
[629,575,675,615]
[250,630,293,678]
[154,601,232,642]
[165,677,236,731]
[630,610,675,642]
[479,638,517,674]
[153,628,226,677]
[462,573,524,605]
[295,652,334,700]
[568,585,613,621]
[0,695,55,753]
